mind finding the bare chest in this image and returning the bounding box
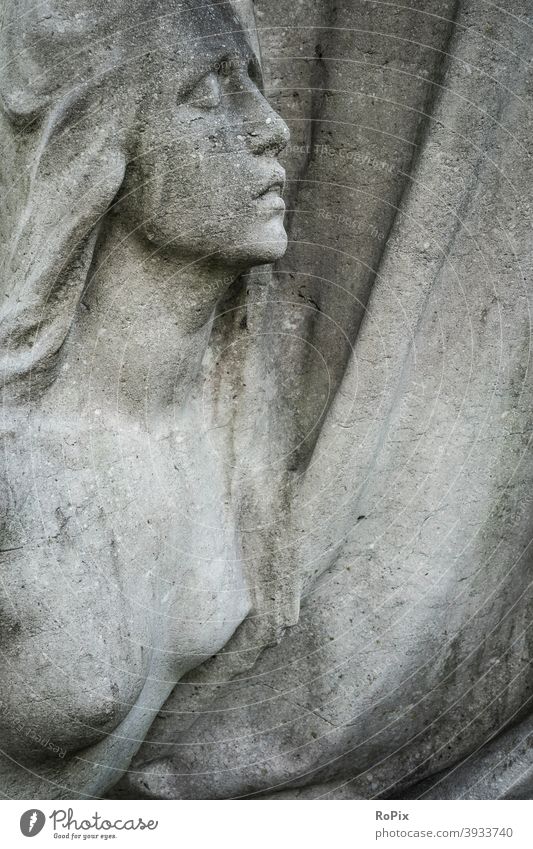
[0,417,249,757]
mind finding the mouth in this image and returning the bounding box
[254,170,286,200]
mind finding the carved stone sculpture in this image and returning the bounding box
[1,0,532,800]
[0,0,292,798]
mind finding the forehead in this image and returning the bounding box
[157,1,256,68]
[1,0,260,114]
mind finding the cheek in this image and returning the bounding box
[164,155,255,235]
[134,117,261,246]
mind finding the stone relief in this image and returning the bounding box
[0,0,532,800]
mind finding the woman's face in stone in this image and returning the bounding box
[122,7,290,268]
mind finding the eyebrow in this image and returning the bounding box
[178,42,264,98]
[214,48,263,85]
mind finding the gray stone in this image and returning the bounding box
[0,0,532,800]
[0,0,289,798]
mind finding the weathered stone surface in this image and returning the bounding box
[116,0,533,800]
[0,0,290,798]
[0,0,532,800]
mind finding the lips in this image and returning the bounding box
[254,169,286,199]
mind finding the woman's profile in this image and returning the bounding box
[0,0,291,798]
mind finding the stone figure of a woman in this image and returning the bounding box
[0,0,292,797]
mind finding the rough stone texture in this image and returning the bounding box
[398,715,533,800]
[116,0,533,800]
[1,0,532,800]
[0,0,290,798]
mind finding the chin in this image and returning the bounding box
[227,222,288,267]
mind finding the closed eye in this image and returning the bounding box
[183,53,263,110]
[185,71,222,110]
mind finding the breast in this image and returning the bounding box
[0,417,250,761]
[0,425,153,759]
[0,539,150,760]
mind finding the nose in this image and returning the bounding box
[244,88,290,157]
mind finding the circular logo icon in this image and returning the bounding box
[20,810,46,837]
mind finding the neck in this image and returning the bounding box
[43,219,241,427]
